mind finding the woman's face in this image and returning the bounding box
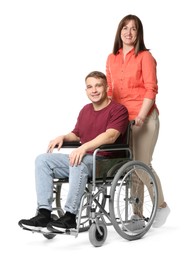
[121,20,137,47]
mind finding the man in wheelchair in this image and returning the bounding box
[18,71,129,233]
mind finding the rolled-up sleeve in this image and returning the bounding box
[142,52,158,100]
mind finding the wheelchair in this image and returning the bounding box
[31,121,158,247]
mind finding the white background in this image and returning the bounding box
[0,0,195,259]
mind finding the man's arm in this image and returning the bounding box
[82,128,120,151]
[69,128,120,166]
[47,132,80,153]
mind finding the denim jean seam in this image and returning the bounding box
[72,170,84,213]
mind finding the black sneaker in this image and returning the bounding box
[47,212,76,233]
[18,213,52,231]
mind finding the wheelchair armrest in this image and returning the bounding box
[55,141,81,149]
[57,142,129,150]
[98,143,129,150]
[61,141,81,148]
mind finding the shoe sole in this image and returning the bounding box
[19,224,46,231]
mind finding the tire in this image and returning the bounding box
[109,160,158,241]
[89,222,107,247]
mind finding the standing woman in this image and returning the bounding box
[106,14,170,228]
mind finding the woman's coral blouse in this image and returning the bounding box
[106,48,158,120]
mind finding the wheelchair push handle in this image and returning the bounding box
[130,120,135,126]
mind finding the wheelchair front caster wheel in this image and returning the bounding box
[89,221,107,247]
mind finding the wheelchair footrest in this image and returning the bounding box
[20,226,78,237]
[45,228,78,236]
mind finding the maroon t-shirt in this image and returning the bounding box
[72,100,129,156]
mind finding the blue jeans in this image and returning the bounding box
[35,153,93,215]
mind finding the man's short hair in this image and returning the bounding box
[85,71,107,84]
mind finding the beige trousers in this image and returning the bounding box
[130,109,164,214]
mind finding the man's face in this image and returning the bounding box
[85,77,108,104]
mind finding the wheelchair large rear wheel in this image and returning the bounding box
[109,161,158,241]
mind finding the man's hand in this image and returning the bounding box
[47,135,64,153]
[69,146,87,166]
